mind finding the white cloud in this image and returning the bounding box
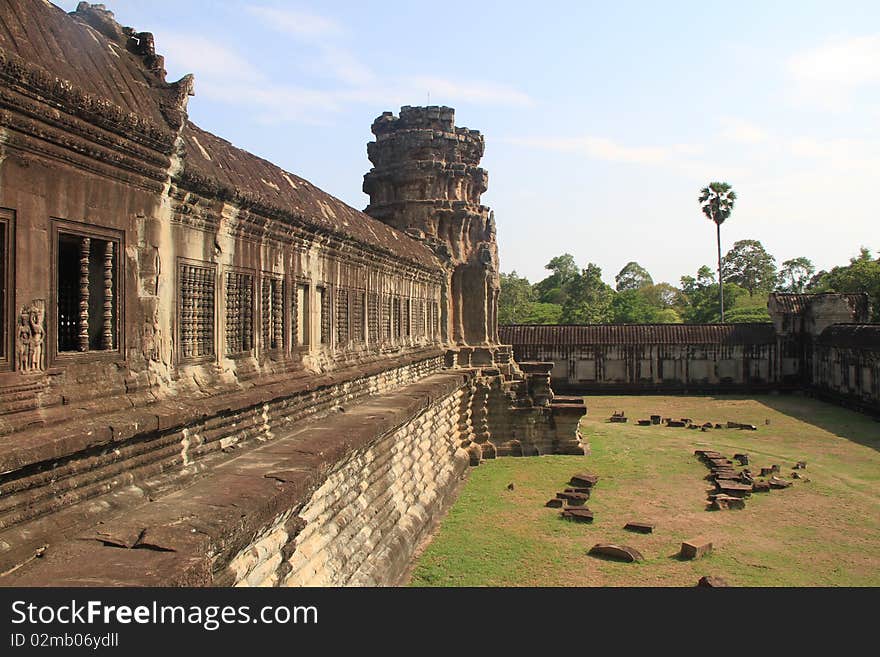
[408,77,535,108]
[719,117,768,144]
[244,6,344,40]
[153,6,534,123]
[504,135,700,165]
[157,32,259,82]
[787,34,880,110]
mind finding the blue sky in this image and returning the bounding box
[55,1,880,286]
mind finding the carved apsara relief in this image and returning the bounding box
[16,300,45,373]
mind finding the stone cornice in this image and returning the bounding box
[0,46,175,154]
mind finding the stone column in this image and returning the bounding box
[102,241,114,350]
[78,236,90,351]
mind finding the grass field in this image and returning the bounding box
[408,394,880,586]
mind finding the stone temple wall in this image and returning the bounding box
[501,324,779,393]
[0,2,586,586]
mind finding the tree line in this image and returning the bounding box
[499,243,880,325]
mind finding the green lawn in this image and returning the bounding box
[409,394,880,586]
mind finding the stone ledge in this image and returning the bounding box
[0,347,444,474]
[0,370,470,586]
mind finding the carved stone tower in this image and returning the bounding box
[363,106,501,355]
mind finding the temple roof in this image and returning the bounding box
[768,292,870,319]
[817,324,880,349]
[500,323,777,346]
[178,122,438,267]
[0,0,439,269]
[0,0,174,129]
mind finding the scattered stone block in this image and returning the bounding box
[701,426,709,431]
[681,418,692,424]
[714,423,724,429]
[752,481,771,493]
[794,461,807,469]
[624,521,654,534]
[561,507,594,523]
[680,538,713,559]
[771,464,780,473]
[506,482,515,491]
[564,487,592,495]
[556,491,589,505]
[702,422,713,429]
[710,494,746,510]
[650,415,661,425]
[760,467,775,477]
[545,498,563,508]
[610,416,628,423]
[769,476,791,489]
[588,543,644,562]
[715,481,752,497]
[727,421,757,430]
[570,473,599,488]
[667,420,686,427]
[637,419,651,426]
[697,576,729,587]
[733,453,749,465]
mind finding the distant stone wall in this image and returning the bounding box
[500,324,778,393]
[812,325,880,413]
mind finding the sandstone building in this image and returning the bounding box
[0,1,875,588]
[501,292,879,414]
[0,1,583,586]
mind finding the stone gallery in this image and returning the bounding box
[0,2,876,588]
[0,1,585,586]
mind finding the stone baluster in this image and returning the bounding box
[273,281,283,349]
[78,236,90,351]
[102,240,114,350]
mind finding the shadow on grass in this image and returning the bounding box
[756,392,880,454]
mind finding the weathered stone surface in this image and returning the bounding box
[588,543,644,562]
[545,498,563,508]
[564,487,592,496]
[715,481,752,497]
[680,538,713,559]
[637,419,652,426]
[697,575,729,587]
[734,453,749,465]
[752,481,771,493]
[769,476,792,489]
[556,491,589,505]
[650,415,661,424]
[570,473,599,488]
[794,461,807,469]
[624,522,654,534]
[710,495,746,510]
[667,420,687,427]
[561,508,594,523]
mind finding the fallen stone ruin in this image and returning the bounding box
[694,449,803,510]
[608,411,763,433]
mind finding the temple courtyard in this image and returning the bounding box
[409,394,880,586]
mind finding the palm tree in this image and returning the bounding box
[698,182,737,323]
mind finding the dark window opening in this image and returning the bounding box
[262,277,284,352]
[179,262,215,361]
[57,233,118,353]
[226,271,254,355]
